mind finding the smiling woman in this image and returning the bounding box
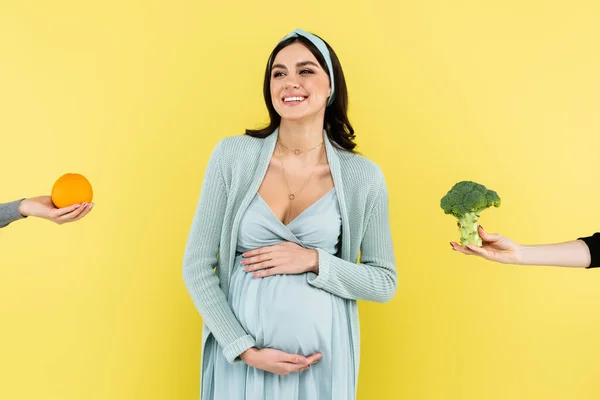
[246,29,355,151]
[182,29,397,400]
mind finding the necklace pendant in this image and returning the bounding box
[293,149,301,155]
[289,194,296,200]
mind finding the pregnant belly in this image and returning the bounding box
[229,255,333,355]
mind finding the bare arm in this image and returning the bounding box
[518,240,591,268]
[451,226,594,268]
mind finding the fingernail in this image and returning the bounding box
[299,357,307,363]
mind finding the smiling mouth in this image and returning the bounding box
[282,96,307,105]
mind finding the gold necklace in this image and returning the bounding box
[278,140,324,156]
[278,143,324,223]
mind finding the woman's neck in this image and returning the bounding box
[278,118,325,150]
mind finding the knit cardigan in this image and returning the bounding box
[182,128,398,386]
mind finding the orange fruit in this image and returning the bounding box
[51,173,93,208]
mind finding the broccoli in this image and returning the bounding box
[440,181,501,246]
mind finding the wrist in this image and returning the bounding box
[240,347,258,365]
[309,249,319,273]
[17,199,30,217]
[513,244,525,264]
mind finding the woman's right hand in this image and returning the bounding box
[240,347,322,375]
[451,226,522,264]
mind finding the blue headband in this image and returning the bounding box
[272,28,336,106]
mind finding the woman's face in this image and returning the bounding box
[270,42,332,122]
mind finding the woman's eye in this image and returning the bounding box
[273,71,285,78]
[300,69,314,75]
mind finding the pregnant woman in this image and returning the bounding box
[183,29,397,400]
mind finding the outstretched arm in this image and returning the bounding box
[451,226,596,268]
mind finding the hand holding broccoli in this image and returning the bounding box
[441,181,501,246]
[450,226,522,264]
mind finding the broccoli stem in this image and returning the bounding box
[458,212,482,246]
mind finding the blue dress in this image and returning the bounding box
[201,188,355,399]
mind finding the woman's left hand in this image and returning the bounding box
[242,242,319,278]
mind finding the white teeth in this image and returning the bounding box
[284,97,305,102]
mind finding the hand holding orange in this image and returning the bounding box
[51,173,94,208]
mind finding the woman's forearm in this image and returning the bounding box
[518,240,591,268]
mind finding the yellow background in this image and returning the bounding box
[1,1,599,399]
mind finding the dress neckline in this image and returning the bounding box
[256,188,336,228]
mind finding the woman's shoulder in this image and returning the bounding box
[212,134,264,162]
[337,149,386,187]
[218,134,263,150]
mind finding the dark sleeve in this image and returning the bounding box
[578,233,600,269]
[0,199,27,228]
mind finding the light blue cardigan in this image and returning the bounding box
[182,128,397,386]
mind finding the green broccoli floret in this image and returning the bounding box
[440,181,501,246]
